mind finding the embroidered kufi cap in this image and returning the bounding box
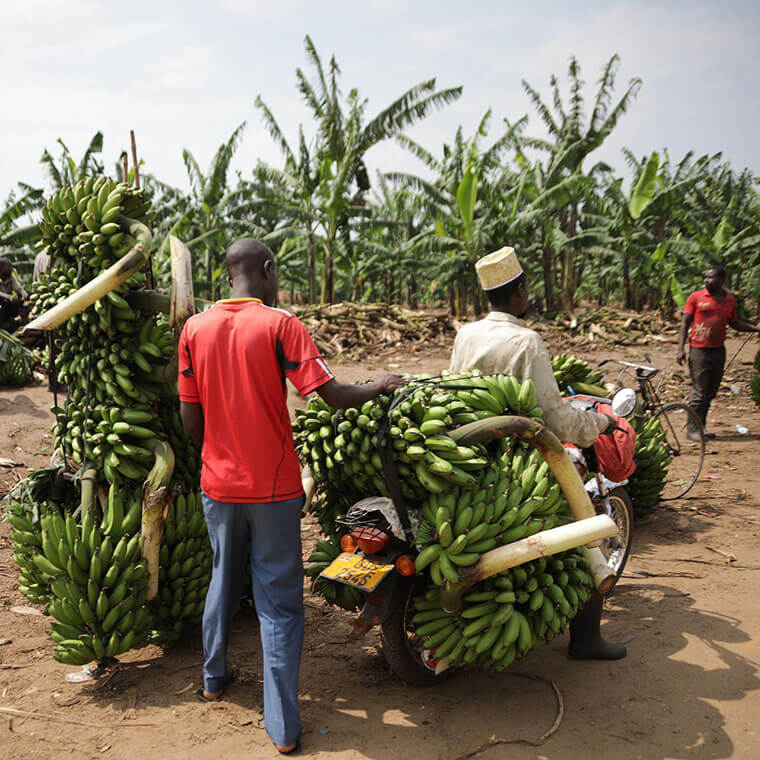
[475,246,523,291]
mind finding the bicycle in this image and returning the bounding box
[597,358,705,501]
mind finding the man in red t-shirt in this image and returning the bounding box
[677,265,758,440]
[178,239,402,754]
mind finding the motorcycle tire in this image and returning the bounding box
[596,486,634,592]
[380,576,457,687]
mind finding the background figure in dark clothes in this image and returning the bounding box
[677,266,759,440]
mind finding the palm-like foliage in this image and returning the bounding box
[513,55,641,308]
[3,49,759,317]
[253,35,462,303]
[0,184,45,281]
[158,123,272,299]
[40,132,104,190]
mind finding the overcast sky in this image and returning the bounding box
[2,0,758,202]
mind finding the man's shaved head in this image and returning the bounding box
[225,238,273,277]
[225,238,278,305]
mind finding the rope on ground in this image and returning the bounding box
[0,706,157,728]
[452,672,564,760]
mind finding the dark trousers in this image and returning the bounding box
[687,346,725,430]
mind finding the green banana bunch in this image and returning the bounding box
[551,353,606,394]
[0,329,34,386]
[8,177,211,665]
[151,489,212,640]
[751,350,760,407]
[306,537,366,612]
[38,176,153,278]
[22,490,152,666]
[295,371,544,533]
[627,414,671,517]
[30,179,170,487]
[411,548,594,671]
[415,439,571,586]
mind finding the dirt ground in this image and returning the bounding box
[0,331,759,760]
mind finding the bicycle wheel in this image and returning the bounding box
[654,402,705,500]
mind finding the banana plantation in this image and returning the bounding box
[2,38,759,317]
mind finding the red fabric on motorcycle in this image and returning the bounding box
[592,402,637,482]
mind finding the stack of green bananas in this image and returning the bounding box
[626,414,671,516]
[151,490,211,637]
[3,177,210,664]
[297,373,578,626]
[0,329,34,386]
[551,353,608,397]
[410,548,594,671]
[751,350,760,407]
[29,178,171,486]
[11,481,151,665]
[3,468,77,604]
[306,538,366,612]
[295,372,543,508]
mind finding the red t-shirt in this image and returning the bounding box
[683,289,737,349]
[177,299,333,502]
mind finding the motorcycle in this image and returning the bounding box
[315,388,637,686]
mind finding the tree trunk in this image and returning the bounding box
[541,229,558,310]
[306,234,317,304]
[622,250,631,309]
[408,273,417,309]
[559,248,576,310]
[321,241,335,304]
[455,273,467,316]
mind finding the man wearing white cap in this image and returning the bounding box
[450,246,626,660]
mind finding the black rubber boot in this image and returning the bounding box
[568,591,627,660]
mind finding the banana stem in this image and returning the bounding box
[450,415,616,591]
[169,235,195,349]
[141,441,175,602]
[126,289,211,315]
[79,468,98,520]
[22,217,152,333]
[440,514,619,613]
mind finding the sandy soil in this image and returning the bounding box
[0,332,759,760]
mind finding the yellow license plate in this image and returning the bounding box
[320,552,394,591]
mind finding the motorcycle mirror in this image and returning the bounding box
[611,388,637,418]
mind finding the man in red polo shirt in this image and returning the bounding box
[178,239,402,754]
[677,265,758,440]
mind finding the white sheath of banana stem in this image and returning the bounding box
[301,467,316,512]
[142,440,175,601]
[440,514,618,612]
[169,235,195,350]
[23,217,151,333]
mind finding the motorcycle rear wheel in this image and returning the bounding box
[380,577,457,687]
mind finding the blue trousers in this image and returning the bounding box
[201,493,305,746]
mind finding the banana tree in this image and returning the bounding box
[0,184,45,281]
[254,35,462,303]
[514,55,641,309]
[387,112,519,314]
[167,123,267,299]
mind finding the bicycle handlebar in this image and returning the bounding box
[597,357,660,380]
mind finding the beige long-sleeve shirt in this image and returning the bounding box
[449,311,608,447]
